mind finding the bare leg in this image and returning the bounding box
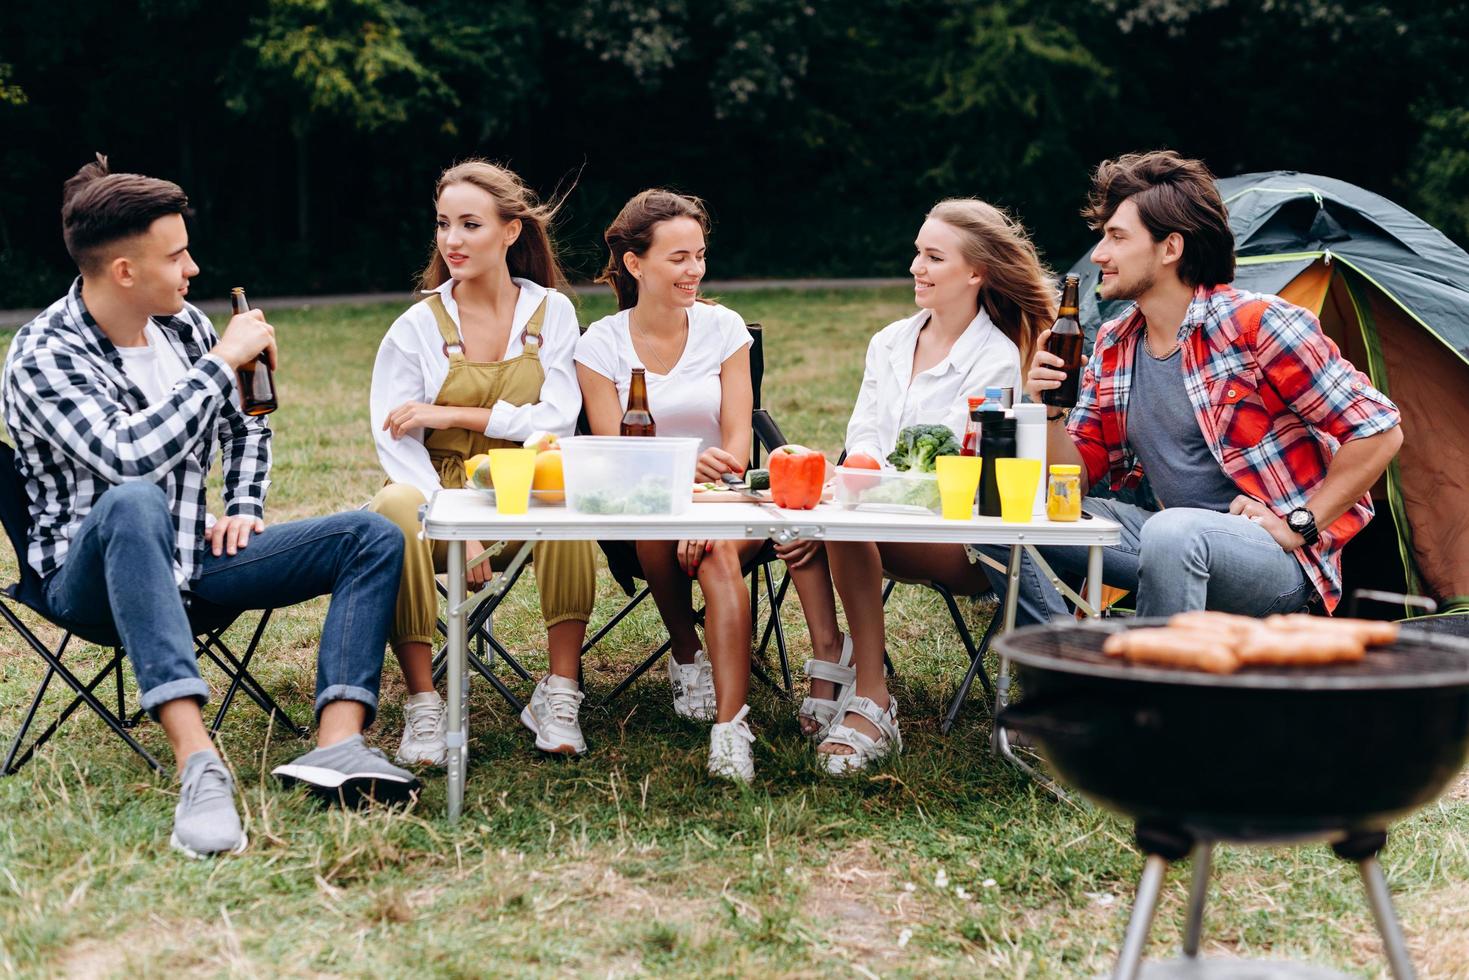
[696,540,765,723]
[548,620,587,680]
[636,540,701,664]
[783,544,847,734]
[393,641,436,695]
[157,699,215,774]
[318,700,367,747]
[821,542,988,754]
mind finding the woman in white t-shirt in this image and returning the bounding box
[579,189,829,784]
[794,199,1057,773]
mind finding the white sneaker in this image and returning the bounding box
[669,650,717,721]
[708,704,755,783]
[394,691,447,767]
[520,674,587,755]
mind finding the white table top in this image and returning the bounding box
[422,489,1120,546]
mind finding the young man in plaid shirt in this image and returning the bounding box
[984,150,1403,620]
[2,157,419,858]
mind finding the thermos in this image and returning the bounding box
[1012,403,1048,517]
[978,399,1016,518]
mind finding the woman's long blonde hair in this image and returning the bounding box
[418,160,569,293]
[926,198,1056,365]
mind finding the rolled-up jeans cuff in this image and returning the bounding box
[139,678,211,720]
[316,685,379,728]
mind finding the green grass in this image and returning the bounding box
[1,287,1466,977]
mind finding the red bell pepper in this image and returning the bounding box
[769,444,826,510]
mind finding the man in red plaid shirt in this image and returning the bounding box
[984,150,1403,620]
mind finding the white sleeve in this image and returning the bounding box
[843,332,887,461]
[718,307,754,360]
[946,340,1023,437]
[369,325,444,499]
[573,320,621,382]
[485,292,583,440]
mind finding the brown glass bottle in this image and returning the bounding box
[1042,274,1084,409]
[230,287,278,416]
[620,367,656,436]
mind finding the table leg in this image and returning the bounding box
[1087,545,1103,618]
[446,540,467,823]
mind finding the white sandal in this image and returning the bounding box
[799,634,856,740]
[818,695,901,775]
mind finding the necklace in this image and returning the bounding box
[1143,330,1180,360]
[631,312,685,374]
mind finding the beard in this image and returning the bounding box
[1102,269,1156,302]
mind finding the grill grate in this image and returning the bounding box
[997,619,1469,691]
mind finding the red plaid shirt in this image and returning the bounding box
[1069,284,1401,612]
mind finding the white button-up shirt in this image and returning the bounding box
[369,277,581,499]
[844,307,1022,461]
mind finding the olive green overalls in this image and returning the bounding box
[370,291,596,647]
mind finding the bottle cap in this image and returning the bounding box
[1049,464,1082,475]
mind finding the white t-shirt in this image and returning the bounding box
[370,277,582,500]
[115,322,191,406]
[575,303,753,453]
[844,307,1022,460]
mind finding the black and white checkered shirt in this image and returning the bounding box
[2,279,271,586]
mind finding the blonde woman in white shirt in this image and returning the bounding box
[578,189,836,783]
[792,199,1057,773]
[369,161,596,765]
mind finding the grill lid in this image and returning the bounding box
[996,619,1469,691]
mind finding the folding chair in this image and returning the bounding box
[587,323,795,703]
[0,442,305,777]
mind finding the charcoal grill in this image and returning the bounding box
[994,619,1469,980]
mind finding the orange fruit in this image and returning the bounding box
[532,449,565,501]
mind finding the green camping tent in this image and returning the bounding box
[1065,170,1469,619]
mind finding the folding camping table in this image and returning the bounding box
[422,489,1121,820]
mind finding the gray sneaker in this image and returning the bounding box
[171,750,247,859]
[272,735,421,807]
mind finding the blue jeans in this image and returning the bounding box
[978,498,1314,625]
[41,482,404,723]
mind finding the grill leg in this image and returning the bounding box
[1114,854,1169,980]
[1332,831,1416,980]
[1182,842,1213,958]
[1359,856,1417,980]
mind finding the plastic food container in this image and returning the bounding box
[831,467,942,515]
[558,436,700,516]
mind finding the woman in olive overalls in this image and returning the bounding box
[370,161,596,763]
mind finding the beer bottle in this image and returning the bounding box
[1042,274,1084,409]
[230,287,278,416]
[620,367,656,436]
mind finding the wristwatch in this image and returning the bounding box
[1287,507,1319,547]
[1047,409,1070,423]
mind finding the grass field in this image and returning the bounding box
[1,286,1466,978]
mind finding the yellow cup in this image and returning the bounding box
[935,455,983,520]
[487,448,536,515]
[996,458,1042,523]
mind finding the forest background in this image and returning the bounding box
[2,0,1468,307]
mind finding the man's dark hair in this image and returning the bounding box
[61,153,190,275]
[1081,150,1235,288]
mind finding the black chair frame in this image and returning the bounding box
[0,442,305,777]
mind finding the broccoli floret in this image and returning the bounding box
[886,424,961,472]
[627,479,672,515]
[576,490,625,514]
